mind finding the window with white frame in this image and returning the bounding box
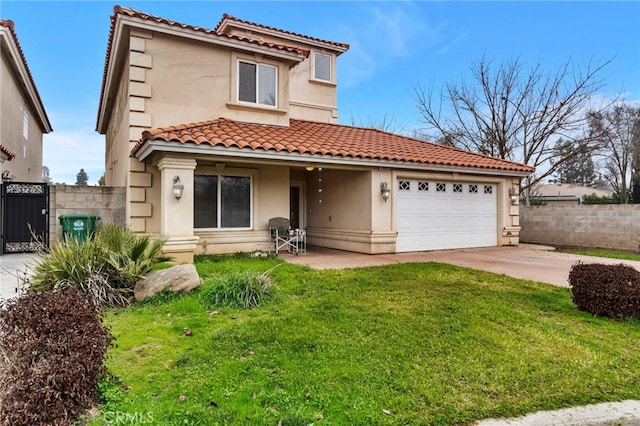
[238,61,277,106]
[314,52,331,82]
[194,174,252,229]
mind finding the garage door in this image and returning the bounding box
[396,180,497,252]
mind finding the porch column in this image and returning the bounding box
[157,157,198,263]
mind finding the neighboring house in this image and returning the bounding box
[0,19,52,183]
[96,6,534,263]
[533,184,614,205]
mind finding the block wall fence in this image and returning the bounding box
[520,204,640,251]
[49,185,126,242]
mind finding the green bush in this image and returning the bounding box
[200,268,277,309]
[0,290,112,425]
[568,262,640,318]
[29,224,169,307]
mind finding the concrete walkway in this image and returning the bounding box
[282,244,640,425]
[281,244,640,288]
[0,252,39,301]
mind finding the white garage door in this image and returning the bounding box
[396,180,497,252]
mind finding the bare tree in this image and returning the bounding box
[414,56,614,203]
[588,104,640,204]
[351,113,407,134]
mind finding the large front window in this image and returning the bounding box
[238,61,277,106]
[194,175,251,229]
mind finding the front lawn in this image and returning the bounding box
[556,247,640,262]
[93,255,640,425]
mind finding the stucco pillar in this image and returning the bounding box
[157,157,198,263]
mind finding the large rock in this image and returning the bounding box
[134,264,202,301]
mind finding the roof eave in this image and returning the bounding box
[217,19,349,55]
[133,140,533,177]
[0,25,52,133]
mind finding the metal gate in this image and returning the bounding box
[1,182,49,254]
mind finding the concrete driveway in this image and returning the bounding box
[0,252,39,301]
[282,244,640,287]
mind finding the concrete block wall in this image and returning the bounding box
[49,185,126,242]
[520,205,640,251]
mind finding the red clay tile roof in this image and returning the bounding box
[0,19,51,132]
[135,118,534,173]
[0,144,16,160]
[110,6,309,56]
[215,14,349,52]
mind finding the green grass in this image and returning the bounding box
[92,255,640,425]
[557,247,640,261]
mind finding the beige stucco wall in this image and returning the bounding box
[0,48,44,183]
[520,204,640,251]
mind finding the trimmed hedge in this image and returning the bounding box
[0,290,112,425]
[568,262,640,319]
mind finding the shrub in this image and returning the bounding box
[200,268,277,309]
[0,290,112,425]
[29,224,169,307]
[568,262,640,318]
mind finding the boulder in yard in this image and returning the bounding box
[134,264,202,301]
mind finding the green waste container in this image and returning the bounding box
[59,214,100,243]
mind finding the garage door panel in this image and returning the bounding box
[396,181,497,252]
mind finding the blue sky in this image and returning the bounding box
[2,1,639,185]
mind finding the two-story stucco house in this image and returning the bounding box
[0,19,52,183]
[96,6,534,263]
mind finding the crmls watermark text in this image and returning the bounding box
[103,411,155,424]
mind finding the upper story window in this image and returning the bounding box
[313,52,332,82]
[238,61,277,107]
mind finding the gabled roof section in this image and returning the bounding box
[0,144,16,161]
[133,118,534,175]
[215,14,349,55]
[0,19,52,133]
[97,6,310,133]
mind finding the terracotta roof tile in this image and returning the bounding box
[0,144,16,160]
[135,118,534,173]
[215,13,349,52]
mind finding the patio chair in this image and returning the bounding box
[268,217,305,255]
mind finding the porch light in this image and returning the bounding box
[305,166,315,171]
[380,182,391,202]
[172,176,184,201]
[508,187,519,205]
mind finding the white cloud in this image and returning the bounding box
[335,3,469,89]
[43,127,104,185]
[336,3,427,88]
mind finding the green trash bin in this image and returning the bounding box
[59,214,100,243]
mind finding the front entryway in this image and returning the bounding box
[395,180,497,252]
[290,181,305,230]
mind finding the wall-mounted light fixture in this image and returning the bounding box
[1,170,13,182]
[380,182,391,202]
[508,187,519,205]
[305,166,315,171]
[172,176,184,201]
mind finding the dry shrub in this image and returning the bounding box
[0,290,112,425]
[569,262,640,319]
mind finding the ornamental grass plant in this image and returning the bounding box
[29,224,169,307]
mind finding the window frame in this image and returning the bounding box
[312,52,333,83]
[194,172,253,231]
[237,60,278,107]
